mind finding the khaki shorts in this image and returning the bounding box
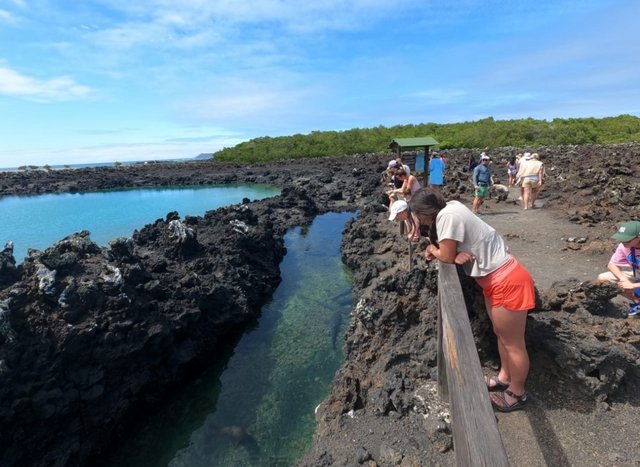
[522,178,539,188]
[597,268,635,283]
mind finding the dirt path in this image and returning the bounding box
[473,192,640,467]
[477,190,611,291]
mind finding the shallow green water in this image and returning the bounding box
[0,184,280,263]
[102,211,355,467]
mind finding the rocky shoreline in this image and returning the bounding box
[1,145,639,466]
[0,155,381,466]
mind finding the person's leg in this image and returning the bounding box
[623,289,639,301]
[530,187,539,208]
[595,271,616,284]
[489,306,529,401]
[472,195,480,214]
[477,195,484,212]
[485,299,511,385]
[522,186,531,210]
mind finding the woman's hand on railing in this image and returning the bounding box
[425,244,437,261]
[454,251,475,265]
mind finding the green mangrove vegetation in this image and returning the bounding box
[212,114,640,163]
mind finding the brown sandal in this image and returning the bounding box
[485,374,509,392]
[490,389,528,412]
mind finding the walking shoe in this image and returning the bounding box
[629,303,640,317]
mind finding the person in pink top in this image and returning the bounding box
[596,220,640,317]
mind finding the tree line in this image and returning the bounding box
[212,114,640,163]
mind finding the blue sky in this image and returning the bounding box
[0,0,638,167]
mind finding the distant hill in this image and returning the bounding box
[195,153,214,160]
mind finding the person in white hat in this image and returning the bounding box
[517,153,544,210]
[388,199,419,241]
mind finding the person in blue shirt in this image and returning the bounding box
[428,153,446,192]
[472,155,492,214]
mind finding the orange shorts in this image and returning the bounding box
[475,256,535,311]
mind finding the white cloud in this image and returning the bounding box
[0,9,17,22]
[0,66,93,102]
[175,77,324,131]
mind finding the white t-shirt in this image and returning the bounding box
[436,201,510,277]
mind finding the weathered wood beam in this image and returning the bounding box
[437,262,510,467]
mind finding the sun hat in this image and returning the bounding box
[612,220,640,242]
[388,200,408,221]
[523,152,532,160]
[481,155,490,161]
[387,160,398,169]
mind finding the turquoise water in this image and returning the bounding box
[0,185,280,263]
[101,211,355,467]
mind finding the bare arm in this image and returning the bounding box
[425,238,458,263]
[405,218,419,241]
[608,262,640,289]
[392,177,409,195]
[538,164,544,185]
[607,262,627,281]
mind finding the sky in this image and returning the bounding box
[0,0,638,167]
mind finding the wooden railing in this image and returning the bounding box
[437,262,510,466]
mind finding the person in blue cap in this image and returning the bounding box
[596,220,640,317]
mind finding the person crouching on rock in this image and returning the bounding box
[596,220,640,317]
[408,188,536,412]
[388,200,419,242]
[383,160,403,189]
[389,167,422,203]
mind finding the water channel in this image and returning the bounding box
[101,211,355,466]
[0,186,354,466]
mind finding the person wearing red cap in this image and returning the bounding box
[596,220,640,316]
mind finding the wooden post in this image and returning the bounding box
[408,240,414,272]
[437,288,448,401]
[437,262,510,466]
